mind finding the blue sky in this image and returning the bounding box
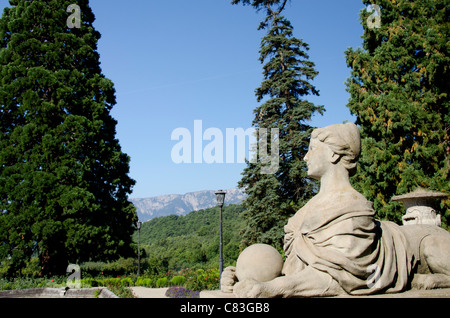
[0,0,366,198]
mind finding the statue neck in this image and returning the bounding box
[318,165,353,195]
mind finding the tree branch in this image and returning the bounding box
[277,0,288,15]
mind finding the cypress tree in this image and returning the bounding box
[233,0,324,249]
[0,0,136,276]
[345,0,449,225]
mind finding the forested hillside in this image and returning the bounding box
[133,204,246,270]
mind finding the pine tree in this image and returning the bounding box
[0,0,137,276]
[345,0,449,226]
[233,0,324,250]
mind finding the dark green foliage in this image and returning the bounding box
[231,0,289,14]
[134,205,246,270]
[346,0,449,226]
[0,275,67,290]
[0,0,136,276]
[80,258,139,277]
[233,1,323,250]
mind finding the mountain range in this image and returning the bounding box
[130,188,247,222]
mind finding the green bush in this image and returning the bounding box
[80,258,138,277]
[184,268,219,291]
[120,277,133,287]
[156,277,168,288]
[80,262,107,276]
[142,278,152,287]
[0,260,11,279]
[0,280,11,291]
[98,277,122,287]
[0,277,66,291]
[107,284,135,298]
[105,258,136,274]
[135,277,152,287]
[171,276,186,286]
[20,258,41,277]
[135,277,143,286]
[80,278,98,288]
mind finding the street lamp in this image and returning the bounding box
[215,190,226,289]
[136,220,142,277]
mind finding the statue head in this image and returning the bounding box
[306,123,361,178]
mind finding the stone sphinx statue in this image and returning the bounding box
[221,123,450,297]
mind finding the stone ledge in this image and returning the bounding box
[0,287,118,298]
[200,288,450,298]
[4,287,448,298]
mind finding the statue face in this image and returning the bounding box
[304,138,334,180]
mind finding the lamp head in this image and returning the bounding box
[215,190,226,207]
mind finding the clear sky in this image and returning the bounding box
[0,0,367,198]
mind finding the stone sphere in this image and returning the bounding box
[235,244,283,282]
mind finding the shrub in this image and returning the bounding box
[98,277,121,287]
[80,262,107,276]
[120,277,133,287]
[80,278,97,288]
[105,258,136,275]
[20,258,41,277]
[171,276,186,286]
[135,277,143,286]
[184,268,219,291]
[142,278,152,287]
[0,277,66,290]
[107,284,135,298]
[80,258,138,277]
[0,260,11,279]
[0,280,11,291]
[135,277,152,287]
[156,277,168,288]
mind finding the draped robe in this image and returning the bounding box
[283,189,416,295]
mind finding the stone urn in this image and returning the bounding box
[392,188,447,227]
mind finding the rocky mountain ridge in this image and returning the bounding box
[130,188,246,222]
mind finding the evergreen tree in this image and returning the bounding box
[0,0,137,276]
[233,0,324,250]
[346,0,449,226]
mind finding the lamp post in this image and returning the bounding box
[136,221,142,277]
[215,190,226,289]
